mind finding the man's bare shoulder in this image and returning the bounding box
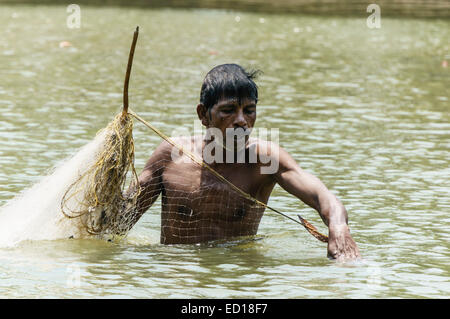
[170,135,202,148]
[147,136,202,162]
[150,139,173,159]
[247,137,282,156]
[247,137,297,174]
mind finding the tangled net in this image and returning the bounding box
[60,27,141,239]
[60,112,140,237]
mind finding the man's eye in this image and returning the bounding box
[222,109,234,113]
[245,109,255,114]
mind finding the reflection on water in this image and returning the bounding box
[0,5,449,298]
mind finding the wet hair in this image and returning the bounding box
[200,64,261,110]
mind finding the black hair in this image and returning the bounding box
[200,64,261,110]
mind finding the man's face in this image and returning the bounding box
[205,96,257,148]
[208,96,256,131]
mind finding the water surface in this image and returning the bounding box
[0,5,449,298]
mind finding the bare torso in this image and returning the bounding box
[128,132,360,260]
[158,136,275,244]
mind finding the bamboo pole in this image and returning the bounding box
[123,26,139,117]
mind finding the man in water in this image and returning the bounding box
[127,64,360,261]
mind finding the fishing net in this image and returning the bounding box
[60,112,140,238]
[56,27,328,244]
[129,112,329,244]
[58,111,268,243]
[0,27,327,248]
[57,110,328,243]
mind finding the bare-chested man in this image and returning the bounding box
[127,64,360,261]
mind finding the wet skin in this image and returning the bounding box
[129,97,360,261]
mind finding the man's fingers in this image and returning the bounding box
[328,246,360,261]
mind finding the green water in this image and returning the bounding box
[0,5,449,298]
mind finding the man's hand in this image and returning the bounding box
[273,145,361,261]
[327,224,360,262]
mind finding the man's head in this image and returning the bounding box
[197,64,260,135]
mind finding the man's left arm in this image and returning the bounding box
[271,145,360,261]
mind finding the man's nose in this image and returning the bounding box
[233,109,247,128]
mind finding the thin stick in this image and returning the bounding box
[123,26,139,117]
[128,109,329,243]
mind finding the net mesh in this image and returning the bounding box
[129,143,267,244]
[59,111,328,244]
[59,114,268,243]
[59,26,327,245]
[60,112,140,238]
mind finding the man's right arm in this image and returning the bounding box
[120,141,172,229]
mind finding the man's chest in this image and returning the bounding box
[161,161,266,212]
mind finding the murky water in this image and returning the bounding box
[0,5,449,298]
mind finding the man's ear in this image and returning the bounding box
[196,103,209,127]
